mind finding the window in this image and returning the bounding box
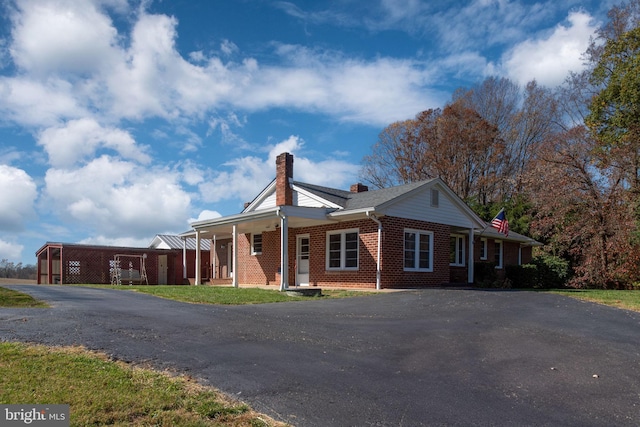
[430,189,439,207]
[326,230,359,270]
[67,260,80,275]
[480,238,488,260]
[494,240,503,269]
[450,235,465,266]
[251,234,262,255]
[404,229,433,271]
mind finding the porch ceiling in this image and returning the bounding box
[189,205,339,240]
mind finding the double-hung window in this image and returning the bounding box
[494,240,503,269]
[326,229,359,270]
[251,234,262,255]
[404,229,433,271]
[450,235,465,266]
[480,238,488,260]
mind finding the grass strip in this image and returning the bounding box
[0,342,286,426]
[549,289,640,312]
[0,287,48,308]
[72,285,373,305]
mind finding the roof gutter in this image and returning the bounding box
[367,211,383,290]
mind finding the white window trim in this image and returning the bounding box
[494,240,503,269]
[326,229,359,271]
[404,229,434,272]
[480,238,488,260]
[450,234,465,267]
[251,233,262,255]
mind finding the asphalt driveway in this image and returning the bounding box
[1,285,639,426]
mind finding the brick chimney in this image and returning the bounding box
[350,183,369,193]
[276,152,294,206]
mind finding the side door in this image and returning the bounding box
[296,234,310,286]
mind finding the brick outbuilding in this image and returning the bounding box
[36,235,210,285]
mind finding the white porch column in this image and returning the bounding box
[182,238,187,280]
[468,227,475,284]
[212,235,217,279]
[232,225,239,288]
[279,213,289,291]
[195,230,202,285]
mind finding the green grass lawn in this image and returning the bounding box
[0,342,285,426]
[75,284,373,305]
[549,289,640,312]
[0,286,48,307]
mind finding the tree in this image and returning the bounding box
[454,77,560,197]
[524,125,640,288]
[586,25,640,190]
[361,100,505,206]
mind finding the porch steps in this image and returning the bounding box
[285,288,322,297]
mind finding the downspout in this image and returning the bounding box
[468,226,474,284]
[277,208,289,291]
[367,211,383,290]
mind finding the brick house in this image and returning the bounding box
[188,152,539,290]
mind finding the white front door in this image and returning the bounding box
[296,235,310,286]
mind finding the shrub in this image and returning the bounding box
[505,264,537,288]
[532,254,571,288]
[474,262,498,287]
[505,254,571,289]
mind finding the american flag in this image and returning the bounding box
[491,208,509,236]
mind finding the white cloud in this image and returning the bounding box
[220,39,238,56]
[38,118,150,168]
[44,156,192,238]
[0,238,24,261]
[500,11,597,87]
[9,0,122,76]
[197,136,359,206]
[1,0,442,132]
[0,76,86,127]
[188,210,222,224]
[233,46,439,125]
[0,165,37,231]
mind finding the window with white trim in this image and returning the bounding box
[450,235,465,266]
[480,238,488,260]
[404,229,433,271]
[326,229,359,270]
[251,234,262,255]
[494,240,503,269]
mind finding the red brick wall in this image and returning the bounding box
[380,217,451,288]
[223,216,536,289]
[228,216,453,289]
[37,245,185,285]
[236,231,281,285]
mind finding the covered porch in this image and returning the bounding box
[186,205,340,291]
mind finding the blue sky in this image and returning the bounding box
[0,0,614,264]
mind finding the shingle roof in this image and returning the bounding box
[294,179,435,210]
[153,234,211,251]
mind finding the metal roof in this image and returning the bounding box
[152,234,211,251]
